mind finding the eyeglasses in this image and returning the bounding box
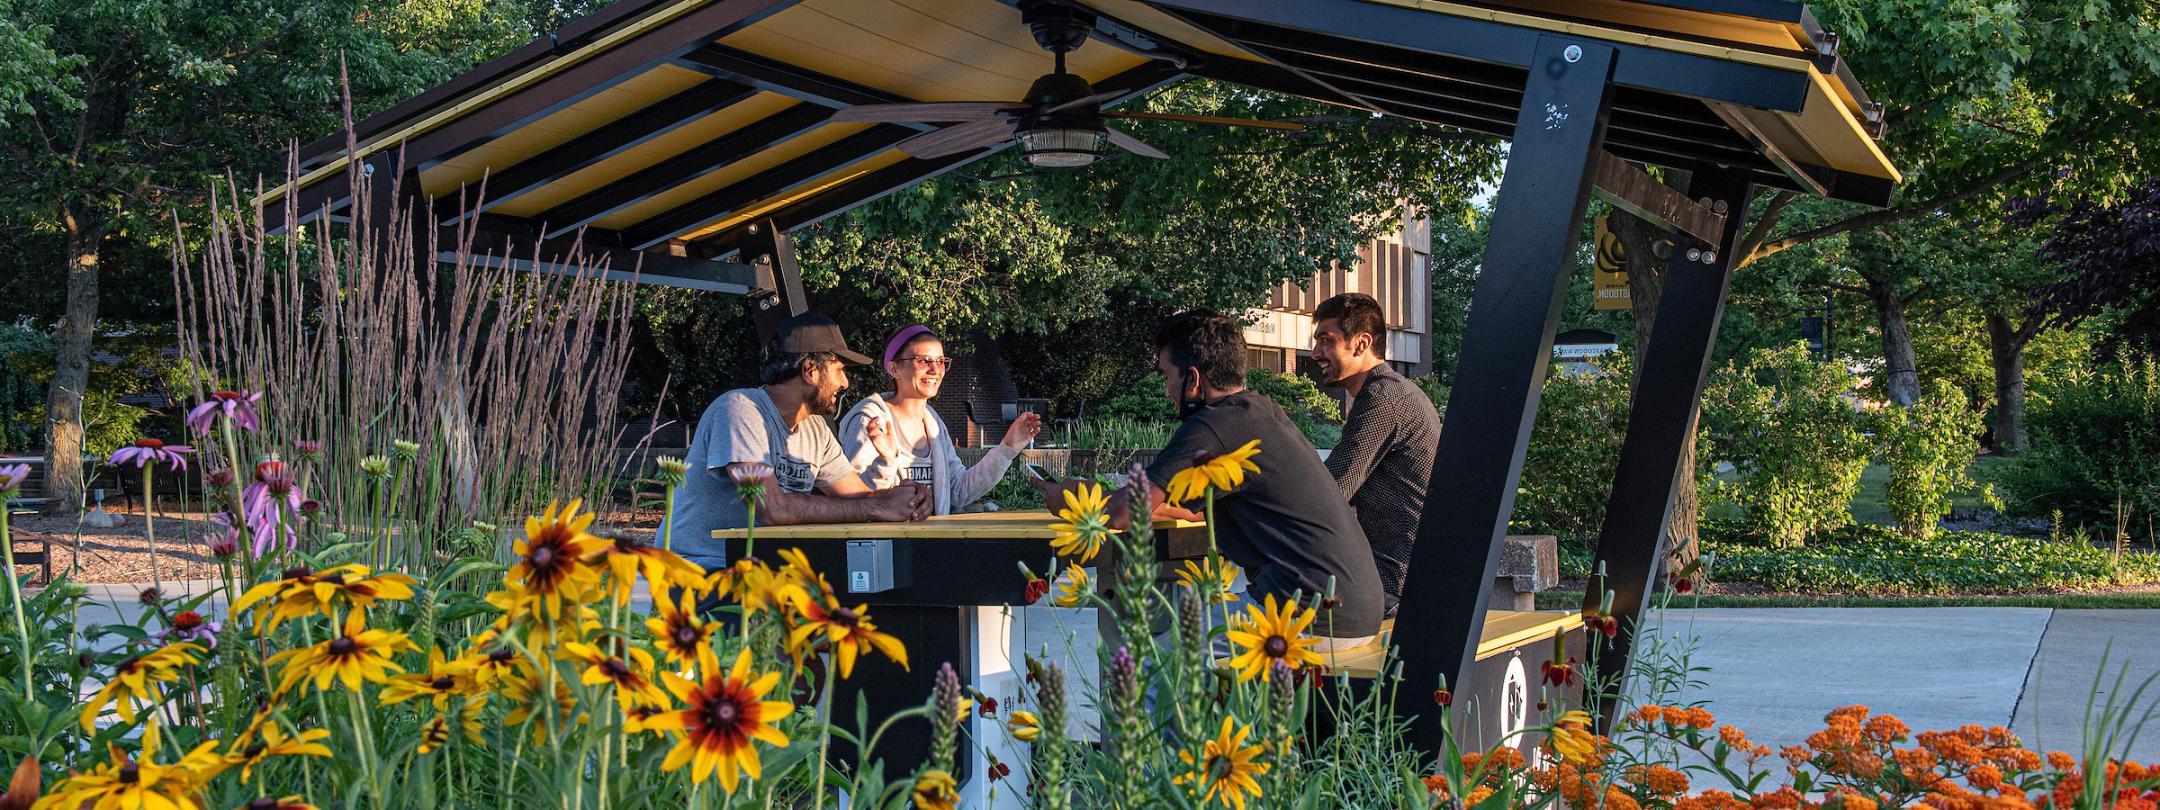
[895,356,952,371]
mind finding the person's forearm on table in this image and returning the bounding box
[756,489,888,525]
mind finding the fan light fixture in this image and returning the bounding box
[1019,126,1107,167]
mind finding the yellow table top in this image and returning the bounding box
[710,509,1205,540]
[1319,610,1582,678]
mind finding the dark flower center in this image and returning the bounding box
[432,676,456,690]
[316,571,347,585]
[214,390,243,401]
[327,637,358,656]
[602,658,631,678]
[832,607,859,626]
[615,535,643,553]
[705,696,743,728]
[674,625,700,647]
[244,741,267,758]
[530,545,557,569]
[172,611,203,630]
[488,647,516,663]
[1263,636,1289,658]
[115,655,141,672]
[282,566,313,580]
[134,438,164,449]
[249,798,280,810]
[119,762,140,783]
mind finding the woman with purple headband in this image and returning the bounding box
[838,325,1041,515]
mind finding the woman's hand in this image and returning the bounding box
[1000,411,1042,451]
[863,415,902,462]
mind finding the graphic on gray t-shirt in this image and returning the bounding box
[671,388,853,568]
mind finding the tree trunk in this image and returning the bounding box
[1609,206,1700,573]
[44,204,104,515]
[1863,269,1922,407]
[1985,312,2030,455]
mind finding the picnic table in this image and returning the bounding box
[716,509,1583,806]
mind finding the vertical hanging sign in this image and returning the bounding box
[1593,212,1631,310]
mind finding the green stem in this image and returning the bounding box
[347,685,386,810]
[661,483,679,551]
[142,466,162,593]
[2,507,31,696]
[218,420,255,579]
[811,670,833,810]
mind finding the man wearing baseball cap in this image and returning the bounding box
[672,312,931,572]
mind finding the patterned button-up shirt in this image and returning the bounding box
[1324,365,1441,616]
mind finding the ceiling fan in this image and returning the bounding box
[826,0,1302,168]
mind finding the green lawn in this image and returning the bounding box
[1847,455,2014,526]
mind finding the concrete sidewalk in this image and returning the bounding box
[1636,608,2160,763]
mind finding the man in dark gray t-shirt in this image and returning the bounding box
[1036,309,1384,641]
[1311,293,1441,618]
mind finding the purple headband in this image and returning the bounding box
[884,325,937,366]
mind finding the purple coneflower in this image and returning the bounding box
[155,610,221,649]
[0,463,27,495]
[291,439,322,461]
[108,438,194,471]
[242,457,305,555]
[186,390,262,435]
[204,513,240,559]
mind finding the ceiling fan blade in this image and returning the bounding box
[1046,89,1126,114]
[1106,126,1169,159]
[830,102,1020,123]
[1103,111,1307,131]
[896,118,1016,158]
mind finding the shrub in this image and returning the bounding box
[1997,360,2160,530]
[1088,368,1342,448]
[1698,344,1870,547]
[1873,379,1997,540]
[1703,520,2160,593]
[1512,351,1632,549]
[1243,367,1341,433]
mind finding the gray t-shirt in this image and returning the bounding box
[672,388,854,568]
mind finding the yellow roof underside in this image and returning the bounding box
[316,0,1897,228]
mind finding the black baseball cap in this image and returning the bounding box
[774,312,875,366]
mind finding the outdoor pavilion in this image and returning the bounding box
[258,0,1901,769]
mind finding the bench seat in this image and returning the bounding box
[1315,610,1581,679]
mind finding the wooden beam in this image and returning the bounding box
[536,103,834,238]
[264,0,804,234]
[674,45,934,129]
[448,225,758,294]
[622,124,914,250]
[1590,152,1728,247]
[436,78,760,225]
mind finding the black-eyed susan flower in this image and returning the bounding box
[237,797,322,810]
[1165,439,1262,505]
[1008,710,1041,742]
[911,769,959,810]
[418,715,451,755]
[643,649,794,793]
[1051,563,1090,608]
[380,648,479,709]
[79,642,202,730]
[1224,594,1322,683]
[787,599,908,679]
[593,530,704,607]
[230,564,414,635]
[226,725,331,781]
[454,629,532,692]
[501,671,585,744]
[1048,482,1119,563]
[1176,557,1242,604]
[562,641,669,712]
[266,612,416,694]
[508,499,608,620]
[775,548,834,605]
[31,744,199,810]
[1174,716,1271,810]
[482,580,596,655]
[644,587,715,669]
[417,696,489,755]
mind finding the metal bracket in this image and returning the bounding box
[737,218,808,344]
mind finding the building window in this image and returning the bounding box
[1246,347,1285,373]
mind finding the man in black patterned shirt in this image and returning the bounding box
[1311,293,1441,618]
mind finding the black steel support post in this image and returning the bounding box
[1395,34,1616,754]
[737,218,809,345]
[1585,169,1756,722]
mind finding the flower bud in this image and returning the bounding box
[207,468,234,488]
[390,439,420,461]
[359,455,391,479]
[655,456,690,487]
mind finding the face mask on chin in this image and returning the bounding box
[1175,368,1206,420]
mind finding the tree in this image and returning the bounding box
[0,0,532,511]
[1728,0,2160,409]
[2020,179,2160,361]
[786,79,1503,411]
